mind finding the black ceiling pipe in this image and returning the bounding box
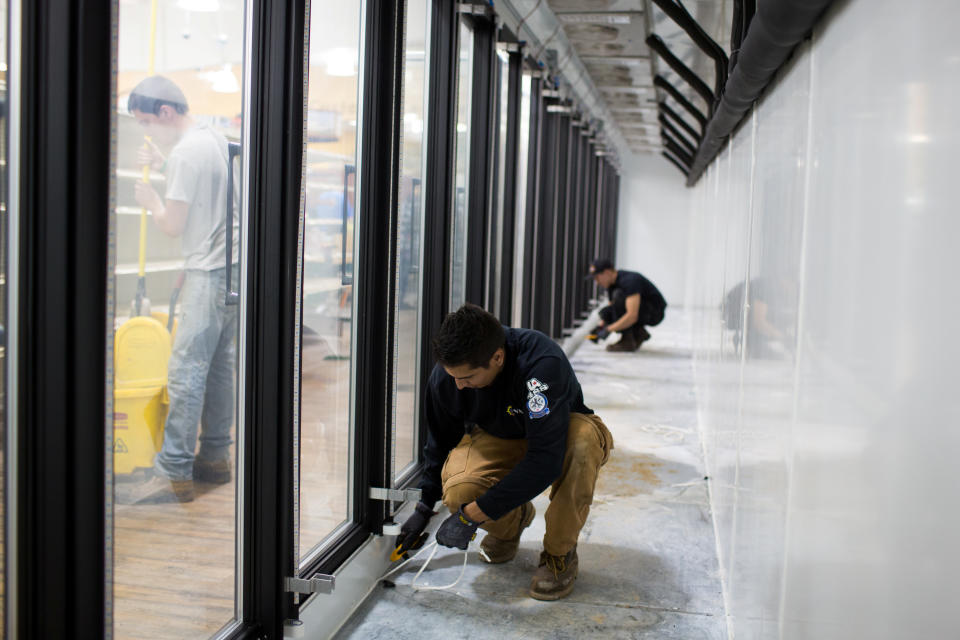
[662,133,694,167]
[654,75,708,130]
[729,0,757,71]
[660,101,702,143]
[651,0,729,101]
[646,34,716,115]
[686,0,837,186]
[659,115,698,157]
[662,150,690,176]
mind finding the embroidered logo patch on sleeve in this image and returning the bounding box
[526,378,551,418]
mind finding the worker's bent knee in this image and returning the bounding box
[441,480,489,514]
[566,419,605,465]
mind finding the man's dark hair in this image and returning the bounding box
[433,303,506,368]
[128,75,189,116]
[588,258,614,275]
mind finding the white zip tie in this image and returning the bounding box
[379,540,472,592]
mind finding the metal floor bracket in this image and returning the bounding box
[369,487,422,503]
[286,574,335,595]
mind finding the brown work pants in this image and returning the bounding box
[440,412,613,556]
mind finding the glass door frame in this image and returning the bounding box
[13,0,113,636]
[290,0,424,623]
[518,72,544,331]
[490,41,523,324]
[460,11,495,309]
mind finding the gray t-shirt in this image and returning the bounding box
[164,125,233,271]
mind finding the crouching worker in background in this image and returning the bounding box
[587,258,666,352]
[396,304,613,600]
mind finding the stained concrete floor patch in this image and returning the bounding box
[335,311,726,639]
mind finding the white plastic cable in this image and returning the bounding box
[561,306,602,358]
[379,540,472,592]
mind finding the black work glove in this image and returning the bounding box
[435,504,481,550]
[395,501,435,553]
[588,327,610,343]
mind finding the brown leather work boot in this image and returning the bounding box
[636,325,651,346]
[479,502,536,564]
[606,331,638,352]
[530,546,578,601]
[116,474,195,505]
[194,458,232,484]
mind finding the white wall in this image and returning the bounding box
[688,1,960,638]
[616,153,692,306]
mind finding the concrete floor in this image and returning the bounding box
[335,310,726,639]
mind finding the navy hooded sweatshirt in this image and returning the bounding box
[418,327,592,520]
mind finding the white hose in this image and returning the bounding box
[379,540,472,592]
[561,307,602,358]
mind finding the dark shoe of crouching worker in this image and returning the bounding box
[397,303,613,601]
[605,330,637,352]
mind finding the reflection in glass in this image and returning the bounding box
[110,2,246,638]
[392,0,429,482]
[491,49,509,315]
[449,22,473,309]
[511,74,532,325]
[298,1,363,563]
[0,0,7,631]
[723,277,797,360]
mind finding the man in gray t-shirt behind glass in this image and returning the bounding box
[119,75,237,504]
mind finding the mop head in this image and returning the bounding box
[562,307,603,358]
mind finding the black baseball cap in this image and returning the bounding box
[585,258,614,279]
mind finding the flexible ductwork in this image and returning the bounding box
[685,0,836,185]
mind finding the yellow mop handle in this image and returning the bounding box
[138,161,149,278]
[148,0,158,73]
[137,0,158,280]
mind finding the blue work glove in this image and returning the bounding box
[435,505,481,550]
[395,501,435,554]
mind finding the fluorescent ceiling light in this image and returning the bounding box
[559,14,632,25]
[321,48,358,77]
[199,63,240,93]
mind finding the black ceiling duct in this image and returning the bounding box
[660,101,702,143]
[729,0,757,72]
[646,34,716,115]
[659,115,697,157]
[650,0,729,102]
[686,0,837,186]
[654,75,707,131]
[662,133,694,167]
[662,150,690,176]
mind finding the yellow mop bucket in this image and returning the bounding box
[113,316,172,474]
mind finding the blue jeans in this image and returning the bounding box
[155,267,238,480]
